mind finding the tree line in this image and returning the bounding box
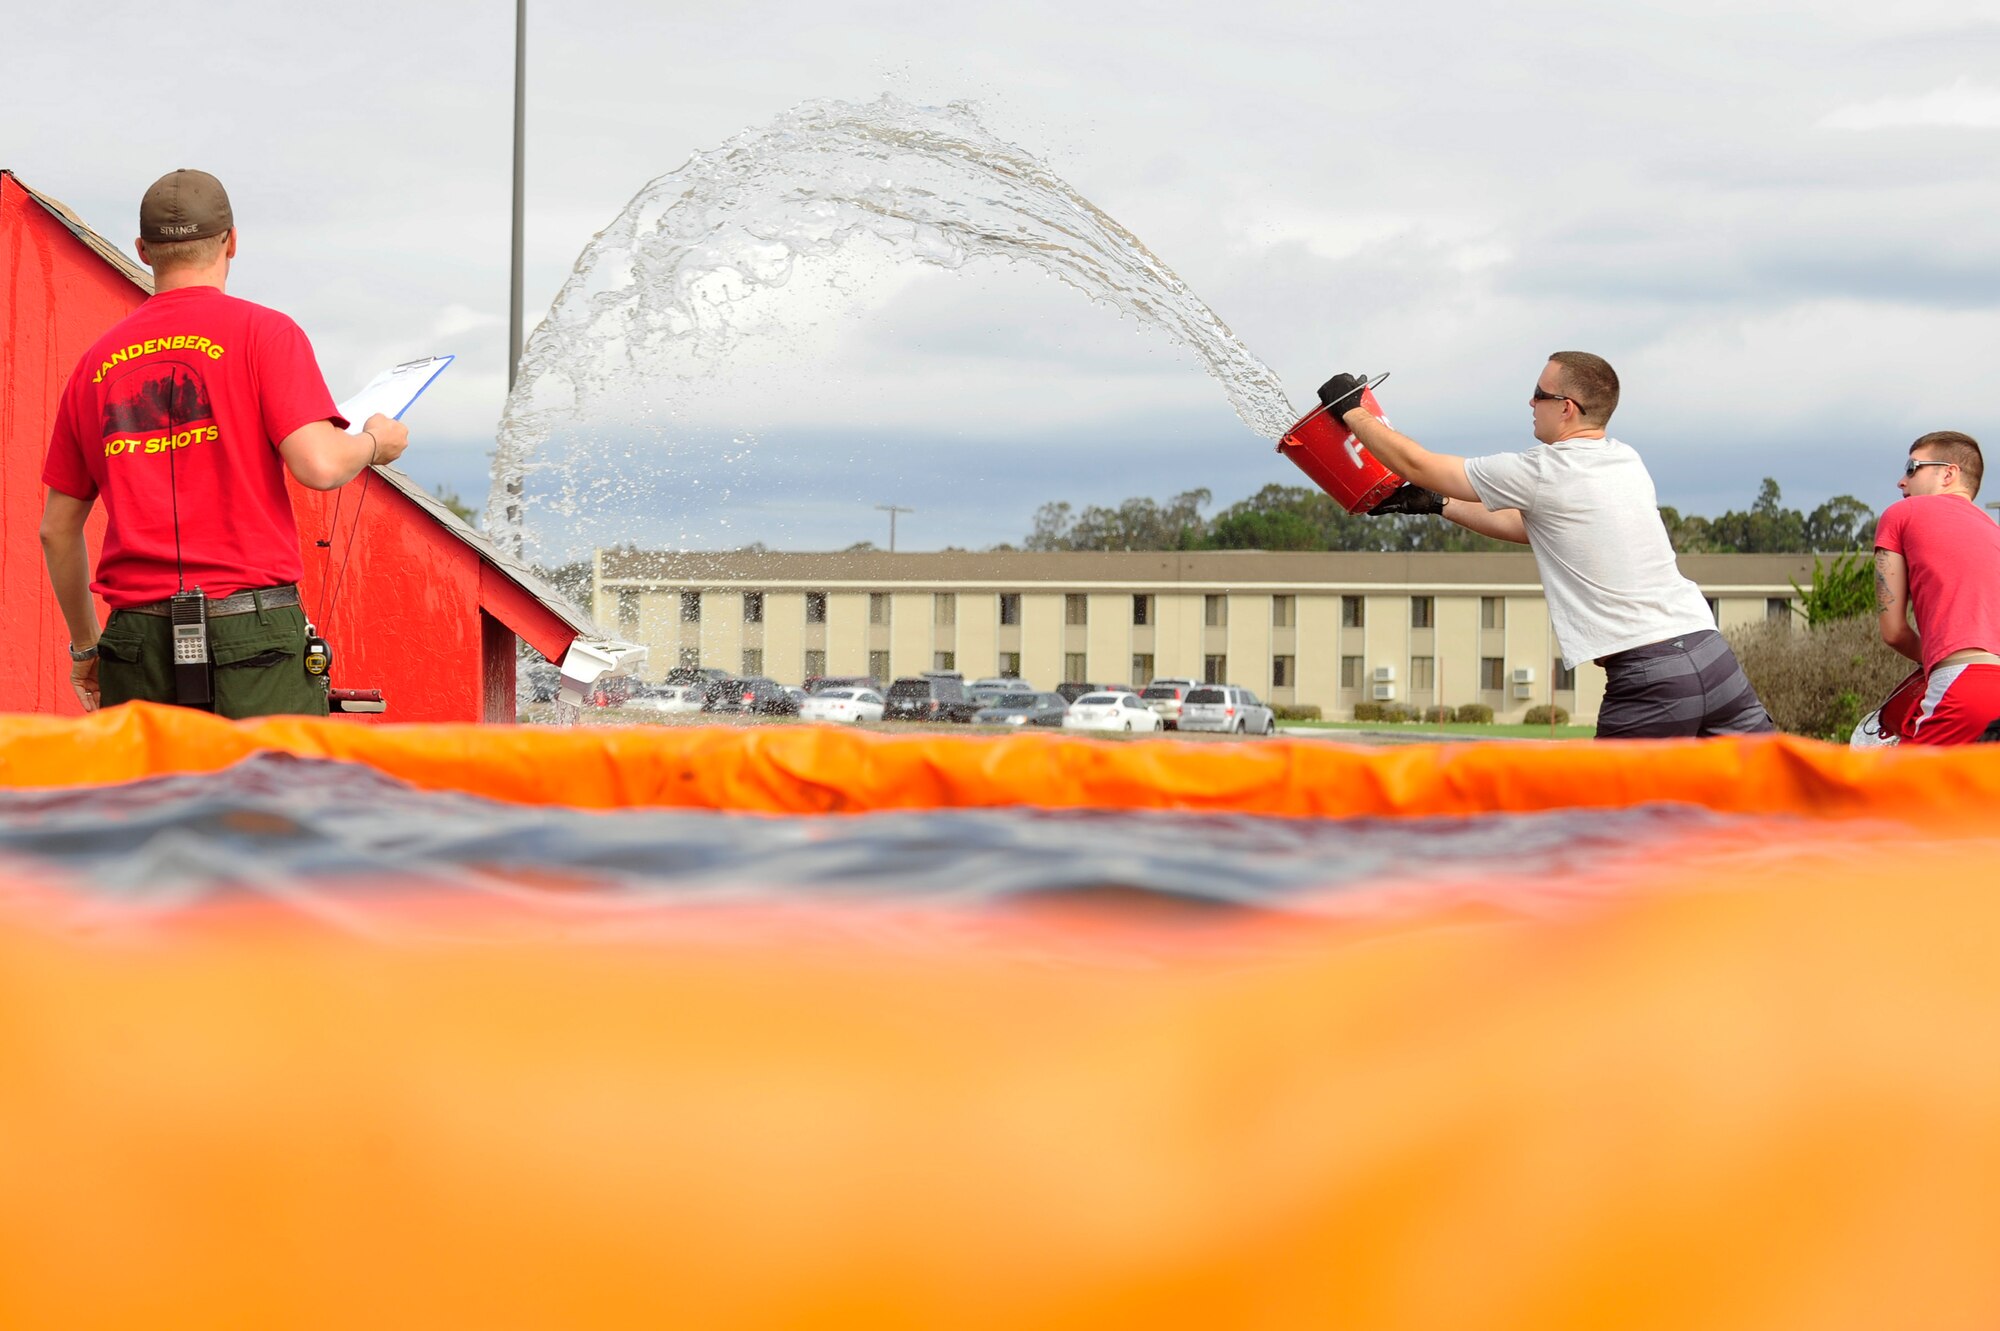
[1019,477,1878,555]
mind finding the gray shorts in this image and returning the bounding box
[1594,630,1776,740]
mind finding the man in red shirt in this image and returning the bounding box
[1873,430,2000,744]
[39,169,409,718]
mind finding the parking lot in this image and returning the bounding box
[517,703,1315,741]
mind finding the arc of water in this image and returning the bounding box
[488,95,1296,545]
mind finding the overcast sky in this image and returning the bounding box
[11,1,2000,555]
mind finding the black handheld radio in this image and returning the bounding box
[164,385,215,711]
[170,587,213,709]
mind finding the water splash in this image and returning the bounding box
[488,94,1297,546]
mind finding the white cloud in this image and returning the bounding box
[1821,77,2000,130]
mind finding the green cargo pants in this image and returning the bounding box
[96,599,329,720]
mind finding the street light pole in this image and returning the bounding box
[875,504,913,552]
[509,0,526,390]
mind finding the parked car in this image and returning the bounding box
[1061,692,1164,734]
[1054,681,1136,704]
[970,677,1034,693]
[1139,682,1195,730]
[807,675,881,695]
[882,672,981,723]
[704,676,800,716]
[972,691,1069,728]
[521,661,562,704]
[1178,685,1277,735]
[799,688,886,725]
[1147,677,1201,691]
[665,666,735,706]
[626,683,706,714]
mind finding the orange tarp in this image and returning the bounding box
[0,699,1996,818]
[3,707,2000,1330]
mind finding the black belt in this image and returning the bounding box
[125,584,301,618]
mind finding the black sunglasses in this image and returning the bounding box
[1904,458,1954,478]
[1532,385,1576,407]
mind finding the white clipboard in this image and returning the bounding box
[337,355,454,434]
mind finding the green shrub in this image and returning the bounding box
[1381,704,1418,723]
[1273,703,1322,721]
[1523,704,1570,726]
[1454,703,1495,724]
[1423,705,1454,724]
[1792,551,1876,627]
[1352,701,1384,722]
[1728,616,1912,740]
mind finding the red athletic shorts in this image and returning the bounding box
[1900,662,2000,745]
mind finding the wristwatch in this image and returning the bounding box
[68,642,98,661]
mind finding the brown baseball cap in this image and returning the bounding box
[139,169,233,242]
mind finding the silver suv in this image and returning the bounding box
[1177,685,1277,735]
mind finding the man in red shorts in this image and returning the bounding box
[1873,431,2000,744]
[39,169,409,718]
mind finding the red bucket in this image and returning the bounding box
[1275,388,1403,514]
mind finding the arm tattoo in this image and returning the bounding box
[1875,551,1897,613]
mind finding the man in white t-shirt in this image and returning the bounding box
[1317,352,1775,739]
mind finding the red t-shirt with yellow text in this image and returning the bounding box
[43,285,345,608]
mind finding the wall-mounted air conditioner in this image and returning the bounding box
[1371,683,1397,701]
[1511,666,1536,684]
[1512,682,1535,699]
[1372,665,1396,682]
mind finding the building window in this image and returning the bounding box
[999,593,1022,627]
[934,593,956,626]
[867,650,890,681]
[1272,655,1294,688]
[805,591,828,624]
[1132,594,1152,626]
[1340,655,1363,689]
[869,592,890,625]
[934,651,956,672]
[1065,593,1088,626]
[743,591,764,624]
[1554,659,1577,691]
[679,590,701,623]
[804,649,827,679]
[1481,657,1505,690]
[1410,656,1435,690]
[999,651,1022,677]
[678,645,700,670]
[1064,652,1087,683]
[1341,596,1365,628]
[1132,654,1154,685]
[1411,596,1434,629]
[1480,596,1503,630]
[616,589,641,635]
[1706,597,1721,624]
[1767,597,1792,622]
[1204,654,1228,685]
[1205,595,1227,627]
[741,648,763,677]
[1273,595,1294,628]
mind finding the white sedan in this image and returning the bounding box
[798,688,885,724]
[1060,692,1163,734]
[626,684,706,714]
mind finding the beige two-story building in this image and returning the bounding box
[592,549,1814,724]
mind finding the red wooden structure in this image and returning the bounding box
[0,170,597,722]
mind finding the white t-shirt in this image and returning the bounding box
[1464,437,1716,667]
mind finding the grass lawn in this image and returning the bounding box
[1282,719,1598,740]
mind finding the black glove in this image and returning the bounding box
[1317,372,1369,419]
[1369,484,1446,516]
